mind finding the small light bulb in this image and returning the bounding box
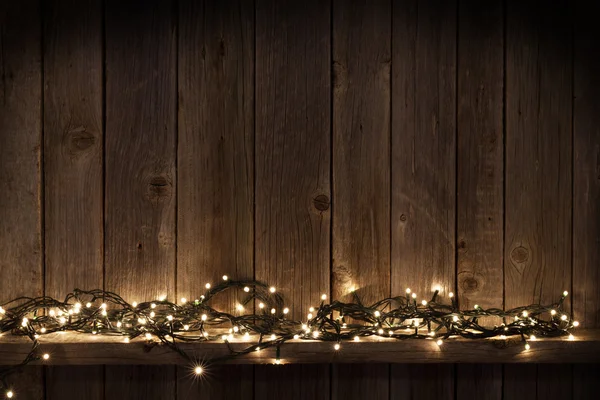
[194,366,203,375]
[117,321,122,328]
[101,310,107,316]
[561,315,568,321]
[568,334,575,341]
[434,285,442,292]
[449,292,454,298]
[573,321,580,327]
[350,286,356,292]
[406,288,411,294]
[321,294,327,301]
[525,343,530,350]
[244,332,250,339]
[551,309,557,316]
[309,307,315,312]
[270,334,276,340]
[411,293,417,299]
[334,343,340,351]
[151,303,156,309]
[132,302,137,308]
[428,332,436,337]
[222,275,228,281]
[101,303,107,309]
[474,304,479,309]
[6,390,14,398]
[228,334,234,341]
[274,358,281,365]
[312,331,319,338]
[452,316,459,322]
[302,324,307,330]
[421,300,427,306]
[283,307,289,314]
[59,317,66,324]
[138,318,146,325]
[124,337,130,343]
[40,327,47,333]
[0,307,4,314]
[183,325,190,331]
[158,295,166,301]
[167,315,173,321]
[42,353,50,360]
[256,347,261,351]
[259,303,265,309]
[180,298,187,304]
[436,339,443,346]
[233,326,239,333]
[307,313,313,319]
[222,335,228,341]
[378,328,384,335]
[270,287,276,293]
[200,295,205,300]
[149,311,155,318]
[244,286,250,292]
[86,302,92,308]
[530,335,537,341]
[374,311,380,317]
[563,290,568,297]
[145,333,152,340]
[293,334,299,339]
[21,318,28,327]
[522,311,529,317]
[205,283,211,289]
[49,310,56,317]
[236,304,244,312]
[271,308,276,314]
[68,309,74,315]
[354,336,360,342]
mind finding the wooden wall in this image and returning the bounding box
[0,0,599,399]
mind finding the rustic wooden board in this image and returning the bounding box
[391,365,454,399]
[105,0,177,398]
[0,1,44,398]
[178,365,253,399]
[455,1,504,397]
[333,0,391,397]
[255,0,331,398]
[504,0,573,397]
[391,0,456,396]
[456,364,502,400]
[42,1,104,398]
[256,365,329,400]
[177,0,255,397]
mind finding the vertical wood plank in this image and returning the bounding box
[43,1,104,398]
[177,365,253,399]
[502,365,536,399]
[504,0,573,396]
[255,0,331,398]
[177,0,254,396]
[455,1,503,397]
[256,365,329,400]
[391,0,456,396]
[391,365,454,400]
[456,365,502,400]
[573,1,600,396]
[0,1,44,398]
[105,0,177,398]
[332,0,390,398]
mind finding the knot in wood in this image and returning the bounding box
[510,246,529,264]
[313,195,330,211]
[146,175,172,204]
[64,126,96,157]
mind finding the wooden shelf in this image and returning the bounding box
[2,330,600,365]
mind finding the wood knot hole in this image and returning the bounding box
[313,195,330,211]
[146,175,172,204]
[399,214,407,222]
[510,246,529,264]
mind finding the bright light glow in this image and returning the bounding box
[183,325,190,331]
[530,335,537,341]
[421,300,428,306]
[222,275,228,281]
[138,318,147,325]
[42,353,50,360]
[525,343,530,350]
[40,328,46,333]
[269,287,276,293]
[132,302,137,308]
[474,304,479,309]
[116,321,122,328]
[334,343,341,351]
[428,332,435,337]
[307,313,313,319]
[222,335,228,341]
[167,315,173,321]
[350,286,356,292]
[293,334,299,339]
[378,329,384,335]
[452,316,459,322]
[411,293,417,299]
[151,303,156,309]
[374,311,380,317]
[180,298,187,304]
[271,308,276,314]
[236,304,244,312]
[21,318,28,327]
[59,317,66,324]
[354,336,360,342]
[228,334,233,341]
[523,311,529,317]
[201,314,207,321]
[302,324,307,330]
[101,310,107,316]
[205,283,211,289]
[6,390,14,398]
[270,334,276,340]
[434,285,442,292]
[274,359,281,365]
[561,315,568,321]
[101,303,107,309]
[259,303,265,309]
[145,333,152,340]
[158,295,166,301]
[283,308,289,314]
[321,294,327,300]
[573,321,580,327]
[0,307,5,314]
[309,307,315,312]
[194,366,203,375]
[149,311,155,318]
[244,287,250,292]
[245,332,250,339]
[448,292,454,298]
[124,337,130,343]
[568,334,575,341]
[551,309,557,315]
[312,331,319,338]
[406,288,411,294]
[49,310,55,317]
[436,339,443,346]
[563,291,569,297]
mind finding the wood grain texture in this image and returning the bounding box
[105,0,177,398]
[0,1,44,398]
[537,364,572,400]
[177,0,254,396]
[256,365,329,400]
[177,365,253,400]
[391,0,456,299]
[573,0,600,328]
[43,1,104,398]
[255,0,331,398]
[574,364,600,399]
[391,365,454,400]
[332,1,390,397]
[456,365,501,400]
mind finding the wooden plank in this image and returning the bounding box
[456,365,501,400]
[1,331,598,364]
[178,365,252,398]
[0,1,44,398]
[573,0,600,329]
[503,365,536,399]
[391,365,454,399]
[455,1,504,398]
[104,0,177,398]
[391,0,456,396]
[177,0,254,397]
[333,0,390,397]
[504,1,573,397]
[574,364,600,399]
[255,0,331,398]
[256,365,329,400]
[42,1,104,398]
[537,364,572,399]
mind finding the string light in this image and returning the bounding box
[180,298,187,304]
[269,287,276,293]
[6,391,14,398]
[321,294,327,301]
[334,343,340,350]
[222,275,228,281]
[205,283,211,289]
[42,353,50,360]
[194,366,203,375]
[448,292,454,298]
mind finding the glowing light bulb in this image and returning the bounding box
[132,302,137,308]
[151,303,156,309]
[124,337,130,343]
[309,307,315,312]
[145,333,152,340]
[222,335,228,341]
[40,327,47,333]
[428,332,436,337]
[374,311,381,317]
[158,295,166,301]
[573,321,580,327]
[101,310,107,316]
[59,317,66,324]
[270,287,276,293]
[522,311,529,317]
[421,300,428,306]
[378,329,384,335]
[530,335,537,341]
[350,286,356,292]
[448,292,454,298]
[42,353,50,360]
[307,313,313,319]
[411,293,417,299]
[436,339,443,346]
[228,334,233,341]
[293,334,299,339]
[312,331,319,338]
[256,347,261,351]
[194,366,203,375]
[183,325,190,331]
[406,288,411,294]
[271,308,276,314]
[49,310,55,317]
[354,336,360,342]
[434,285,442,292]
[205,283,211,289]
[180,298,187,304]
[474,304,479,309]
[21,318,28,327]
[149,311,155,318]
[222,275,228,281]
[563,291,568,297]
[86,302,92,308]
[236,304,244,312]
[101,303,107,309]
[334,343,341,351]
[167,315,173,321]
[0,307,4,314]
[232,326,239,333]
[270,334,276,340]
[244,286,250,292]
[302,324,307,330]
[274,358,281,365]
[551,309,557,316]
[138,318,146,325]
[6,390,14,398]
[116,321,122,328]
[259,303,265,309]
[568,334,575,341]
[525,343,530,350]
[452,316,459,322]
[244,332,250,339]
[321,294,327,301]
[561,315,568,321]
[283,307,289,314]
[201,314,207,321]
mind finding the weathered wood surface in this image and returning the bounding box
[1,331,598,365]
[0,1,44,398]
[104,0,177,398]
[43,1,104,398]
